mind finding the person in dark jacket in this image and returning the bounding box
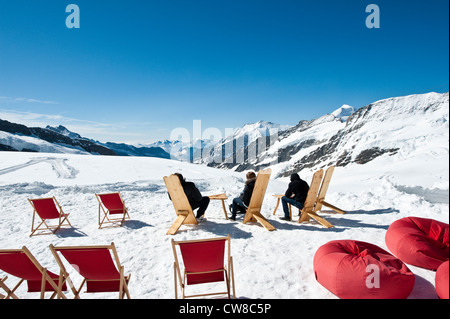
[173,173,210,221]
[229,171,257,221]
[280,173,310,221]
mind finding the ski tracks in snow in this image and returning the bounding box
[0,157,78,179]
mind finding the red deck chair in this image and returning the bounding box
[0,247,67,299]
[95,192,130,229]
[171,235,236,299]
[49,243,131,299]
[28,197,72,237]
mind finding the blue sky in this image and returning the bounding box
[0,0,448,143]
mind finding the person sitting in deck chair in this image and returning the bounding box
[280,173,310,221]
[172,173,210,222]
[228,171,257,221]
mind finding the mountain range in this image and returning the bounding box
[0,120,170,159]
[202,92,448,178]
[1,92,448,179]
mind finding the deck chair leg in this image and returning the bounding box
[229,256,236,299]
[40,269,48,299]
[123,275,131,299]
[31,211,37,235]
[98,204,101,227]
[0,278,6,299]
[30,218,50,237]
[73,279,85,299]
[167,214,188,235]
[319,200,346,214]
[224,271,231,299]
[307,212,334,228]
[221,199,228,220]
[119,267,124,299]
[98,205,109,229]
[57,271,66,299]
[0,278,20,299]
[65,216,72,227]
[252,213,276,231]
[243,214,257,223]
[60,214,71,227]
[298,209,311,223]
[272,198,281,215]
[99,215,107,229]
[174,263,178,299]
[52,223,62,236]
[65,274,79,299]
[9,279,24,299]
[182,279,186,299]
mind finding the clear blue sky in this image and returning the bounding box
[0,0,448,143]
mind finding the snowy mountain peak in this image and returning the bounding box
[46,125,82,140]
[331,105,355,122]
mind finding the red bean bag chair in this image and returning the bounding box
[314,240,415,299]
[385,217,449,271]
[435,261,449,299]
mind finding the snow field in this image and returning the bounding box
[0,151,448,299]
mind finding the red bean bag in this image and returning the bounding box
[385,217,449,271]
[314,240,415,299]
[435,261,449,299]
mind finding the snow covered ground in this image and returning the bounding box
[0,151,448,299]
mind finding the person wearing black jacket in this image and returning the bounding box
[229,171,257,221]
[280,173,310,221]
[173,173,210,221]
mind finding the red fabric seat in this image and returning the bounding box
[57,248,123,292]
[314,240,415,299]
[30,198,63,219]
[0,248,67,298]
[98,193,125,214]
[179,239,226,285]
[435,261,449,299]
[50,243,131,298]
[385,217,449,271]
[171,235,236,299]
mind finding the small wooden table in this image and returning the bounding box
[208,193,229,220]
[272,194,294,219]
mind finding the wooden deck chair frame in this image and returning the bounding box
[298,169,334,228]
[28,197,72,237]
[242,168,275,231]
[164,174,198,235]
[171,235,236,299]
[314,166,346,215]
[95,192,130,229]
[0,276,7,299]
[0,247,67,299]
[49,242,131,299]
